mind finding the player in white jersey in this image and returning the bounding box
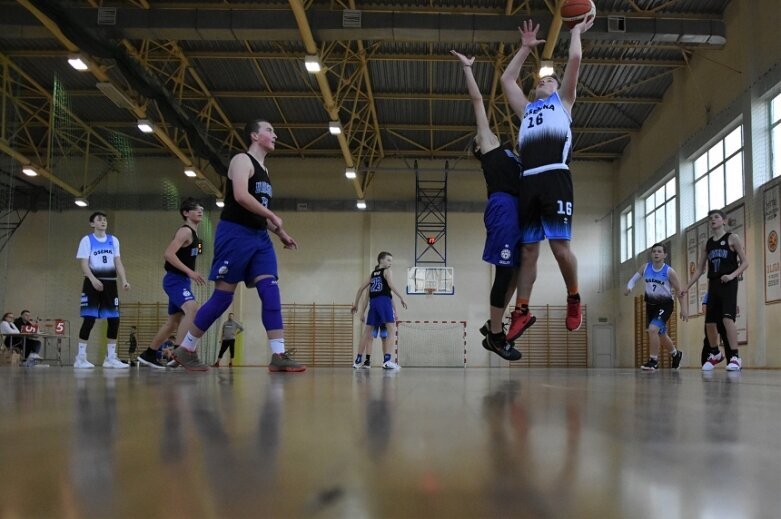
[500,17,592,341]
[624,243,688,370]
[75,211,131,369]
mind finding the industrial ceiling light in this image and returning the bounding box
[74,197,89,207]
[345,167,357,179]
[304,55,322,73]
[68,55,89,71]
[137,119,154,133]
[329,121,342,135]
[356,199,367,210]
[215,198,225,208]
[184,168,197,178]
[538,60,555,78]
[22,166,38,177]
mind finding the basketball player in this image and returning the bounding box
[500,16,593,341]
[685,209,749,371]
[624,243,688,370]
[350,252,407,370]
[700,293,737,365]
[138,198,204,369]
[174,119,303,372]
[451,49,526,361]
[75,211,130,369]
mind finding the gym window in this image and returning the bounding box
[693,125,744,221]
[772,92,781,179]
[620,207,633,262]
[644,177,677,250]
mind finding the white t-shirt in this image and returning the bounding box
[0,321,20,335]
[76,233,121,279]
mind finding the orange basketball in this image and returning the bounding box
[561,0,596,28]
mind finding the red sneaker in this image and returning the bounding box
[566,296,582,331]
[506,310,536,342]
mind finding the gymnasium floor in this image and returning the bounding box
[0,366,779,518]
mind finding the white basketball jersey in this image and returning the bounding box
[643,262,673,303]
[517,91,572,176]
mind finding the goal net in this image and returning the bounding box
[395,320,466,367]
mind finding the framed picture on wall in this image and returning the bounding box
[764,182,781,303]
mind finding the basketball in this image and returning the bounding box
[561,0,596,28]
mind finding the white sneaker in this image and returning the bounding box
[103,355,129,369]
[726,356,742,371]
[166,359,180,368]
[382,360,401,370]
[352,362,362,369]
[74,354,95,369]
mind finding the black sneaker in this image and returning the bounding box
[671,351,683,370]
[138,349,165,369]
[641,358,659,371]
[479,320,515,346]
[482,332,522,361]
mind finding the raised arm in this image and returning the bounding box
[558,15,593,111]
[451,50,499,153]
[500,19,545,119]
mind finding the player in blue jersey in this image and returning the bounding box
[174,119,303,372]
[624,243,688,370]
[75,211,131,369]
[138,198,205,369]
[500,17,593,341]
[351,252,407,370]
[451,49,527,361]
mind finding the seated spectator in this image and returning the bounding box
[14,310,42,361]
[1,312,21,350]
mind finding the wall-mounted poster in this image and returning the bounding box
[725,205,747,344]
[764,184,781,303]
[686,226,701,316]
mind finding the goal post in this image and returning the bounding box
[394,320,466,367]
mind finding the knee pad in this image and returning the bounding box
[257,277,283,331]
[193,289,234,332]
[490,266,515,308]
[79,317,96,341]
[106,318,120,340]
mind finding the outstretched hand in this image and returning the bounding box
[519,19,545,48]
[450,50,475,68]
[570,15,595,34]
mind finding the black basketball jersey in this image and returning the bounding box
[164,225,202,275]
[479,145,521,197]
[222,152,273,229]
[706,232,739,279]
[369,268,392,298]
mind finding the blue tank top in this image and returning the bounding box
[517,91,572,176]
[643,262,673,303]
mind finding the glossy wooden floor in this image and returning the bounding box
[1,366,779,518]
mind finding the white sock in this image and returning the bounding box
[180,332,198,352]
[670,347,678,356]
[108,342,117,357]
[78,342,87,356]
[650,355,658,360]
[269,338,285,355]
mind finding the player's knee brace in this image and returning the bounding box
[490,266,515,308]
[106,318,120,340]
[257,277,283,331]
[79,317,96,341]
[193,289,234,332]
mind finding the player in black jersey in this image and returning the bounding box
[685,209,749,371]
[138,198,204,369]
[451,49,526,361]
